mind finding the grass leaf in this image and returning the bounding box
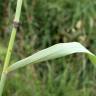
[7,42,96,72]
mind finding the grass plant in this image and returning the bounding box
[0,0,96,96]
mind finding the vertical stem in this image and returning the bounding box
[0,0,23,96]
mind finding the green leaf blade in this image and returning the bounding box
[7,42,96,72]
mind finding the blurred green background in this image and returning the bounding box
[0,0,96,96]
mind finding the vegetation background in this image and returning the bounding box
[0,0,96,96]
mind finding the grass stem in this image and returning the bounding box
[0,0,23,96]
